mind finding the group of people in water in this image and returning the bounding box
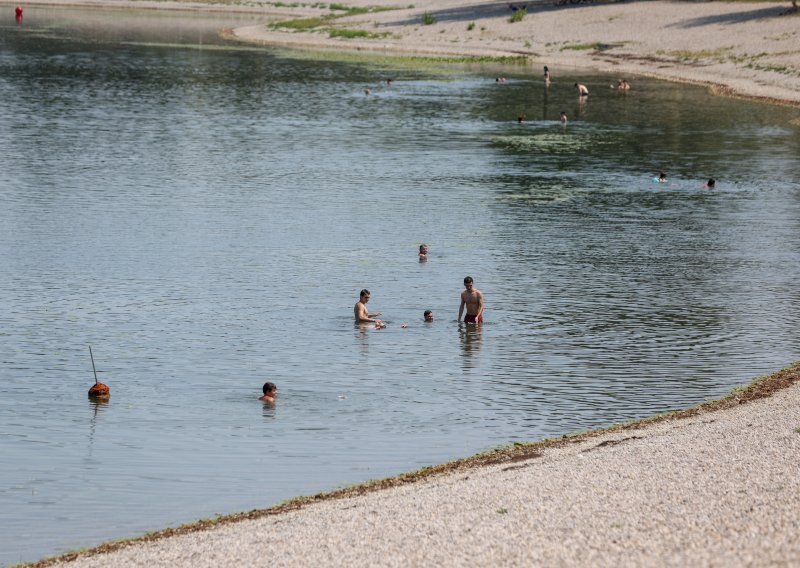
[262,67,725,402]
[259,245,485,403]
[353,246,485,329]
[517,66,627,126]
[519,66,718,188]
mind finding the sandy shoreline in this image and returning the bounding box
[31,364,800,567]
[13,0,800,106]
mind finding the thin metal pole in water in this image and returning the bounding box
[89,346,99,385]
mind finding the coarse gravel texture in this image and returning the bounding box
[41,380,800,567]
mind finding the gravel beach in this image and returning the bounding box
[37,368,800,567]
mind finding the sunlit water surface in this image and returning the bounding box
[1,6,799,565]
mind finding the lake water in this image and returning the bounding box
[1,6,799,565]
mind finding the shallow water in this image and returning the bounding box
[1,6,800,565]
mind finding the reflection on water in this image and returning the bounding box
[458,323,483,370]
[86,398,108,461]
[1,6,800,565]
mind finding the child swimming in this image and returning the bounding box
[259,382,277,403]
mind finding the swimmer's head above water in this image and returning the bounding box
[259,382,277,403]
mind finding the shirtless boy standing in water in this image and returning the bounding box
[458,276,484,324]
[354,289,382,324]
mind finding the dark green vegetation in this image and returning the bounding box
[509,7,526,23]
[268,3,398,33]
[328,29,393,39]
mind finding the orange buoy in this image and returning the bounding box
[88,382,110,398]
[87,346,109,399]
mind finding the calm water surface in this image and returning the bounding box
[1,7,800,564]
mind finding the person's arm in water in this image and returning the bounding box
[476,290,485,319]
[458,292,466,322]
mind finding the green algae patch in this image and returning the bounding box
[253,46,527,70]
[270,16,333,30]
[491,133,597,154]
[328,28,393,39]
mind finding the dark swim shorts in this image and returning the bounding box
[464,314,483,324]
